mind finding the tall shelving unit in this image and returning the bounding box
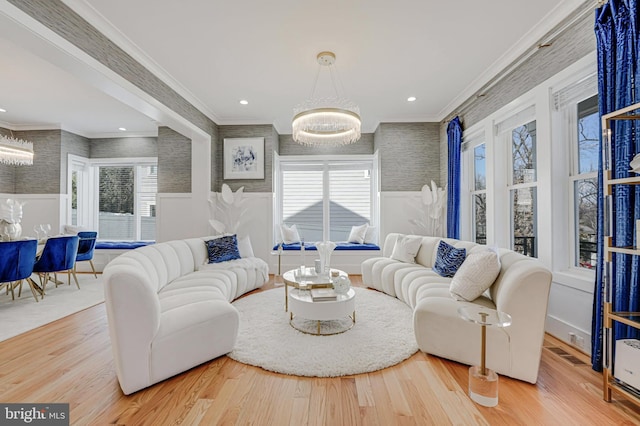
[602,101,640,407]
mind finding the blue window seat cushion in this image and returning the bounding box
[95,241,155,250]
[273,242,380,251]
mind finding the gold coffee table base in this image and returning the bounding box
[289,311,356,336]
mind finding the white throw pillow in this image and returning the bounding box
[390,235,423,263]
[364,226,377,244]
[348,224,368,244]
[237,235,255,258]
[450,249,500,301]
[280,224,301,244]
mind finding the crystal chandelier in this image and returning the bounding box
[0,133,34,166]
[292,51,361,146]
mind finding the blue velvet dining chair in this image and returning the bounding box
[0,239,40,302]
[33,235,80,292]
[75,231,98,278]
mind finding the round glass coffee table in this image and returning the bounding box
[288,287,356,335]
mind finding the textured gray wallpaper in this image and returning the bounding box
[60,130,90,193]
[217,125,278,192]
[90,137,157,158]
[374,123,440,192]
[0,127,15,192]
[438,10,596,184]
[14,130,62,194]
[8,0,217,138]
[158,127,191,193]
[279,133,374,155]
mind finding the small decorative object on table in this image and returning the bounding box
[332,270,351,295]
[316,240,336,277]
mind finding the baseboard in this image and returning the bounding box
[546,314,592,355]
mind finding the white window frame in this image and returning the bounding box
[548,67,599,283]
[274,153,380,244]
[67,156,157,240]
[67,154,93,229]
[461,127,487,243]
[496,107,538,258]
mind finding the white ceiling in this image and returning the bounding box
[1,0,584,137]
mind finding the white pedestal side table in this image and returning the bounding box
[457,305,512,407]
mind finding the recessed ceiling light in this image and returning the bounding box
[118,127,127,131]
[0,108,6,112]
[239,100,249,105]
[407,96,417,102]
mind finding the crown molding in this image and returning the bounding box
[437,0,587,121]
[0,120,62,132]
[61,0,222,125]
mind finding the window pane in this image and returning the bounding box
[577,95,599,174]
[511,187,537,257]
[99,166,134,240]
[473,193,486,244]
[329,169,371,241]
[512,121,537,184]
[71,170,78,226]
[574,178,597,268]
[139,165,157,240]
[474,144,486,191]
[282,170,323,242]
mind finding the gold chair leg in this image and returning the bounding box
[72,270,80,289]
[8,280,15,300]
[15,279,23,298]
[89,260,97,278]
[26,278,40,302]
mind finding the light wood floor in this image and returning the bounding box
[2,276,640,425]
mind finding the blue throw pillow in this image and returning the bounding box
[433,240,466,278]
[205,235,241,263]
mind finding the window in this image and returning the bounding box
[471,144,487,244]
[509,121,537,257]
[572,95,599,269]
[98,164,157,240]
[68,156,157,241]
[276,155,378,243]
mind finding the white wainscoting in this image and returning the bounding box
[0,193,63,238]
[545,279,594,354]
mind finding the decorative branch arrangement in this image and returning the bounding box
[407,181,446,237]
[208,184,248,235]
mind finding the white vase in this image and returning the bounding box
[315,241,336,277]
[0,221,21,241]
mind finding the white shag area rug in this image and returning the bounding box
[229,286,418,377]
[0,274,104,342]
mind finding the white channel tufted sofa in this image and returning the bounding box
[103,236,268,395]
[361,233,552,384]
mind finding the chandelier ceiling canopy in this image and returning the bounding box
[0,133,34,166]
[292,51,361,146]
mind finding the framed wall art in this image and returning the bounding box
[223,137,265,180]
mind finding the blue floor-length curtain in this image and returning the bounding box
[446,116,462,239]
[592,0,640,372]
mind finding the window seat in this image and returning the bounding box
[96,241,155,250]
[272,242,380,251]
[271,242,381,274]
[91,241,156,273]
